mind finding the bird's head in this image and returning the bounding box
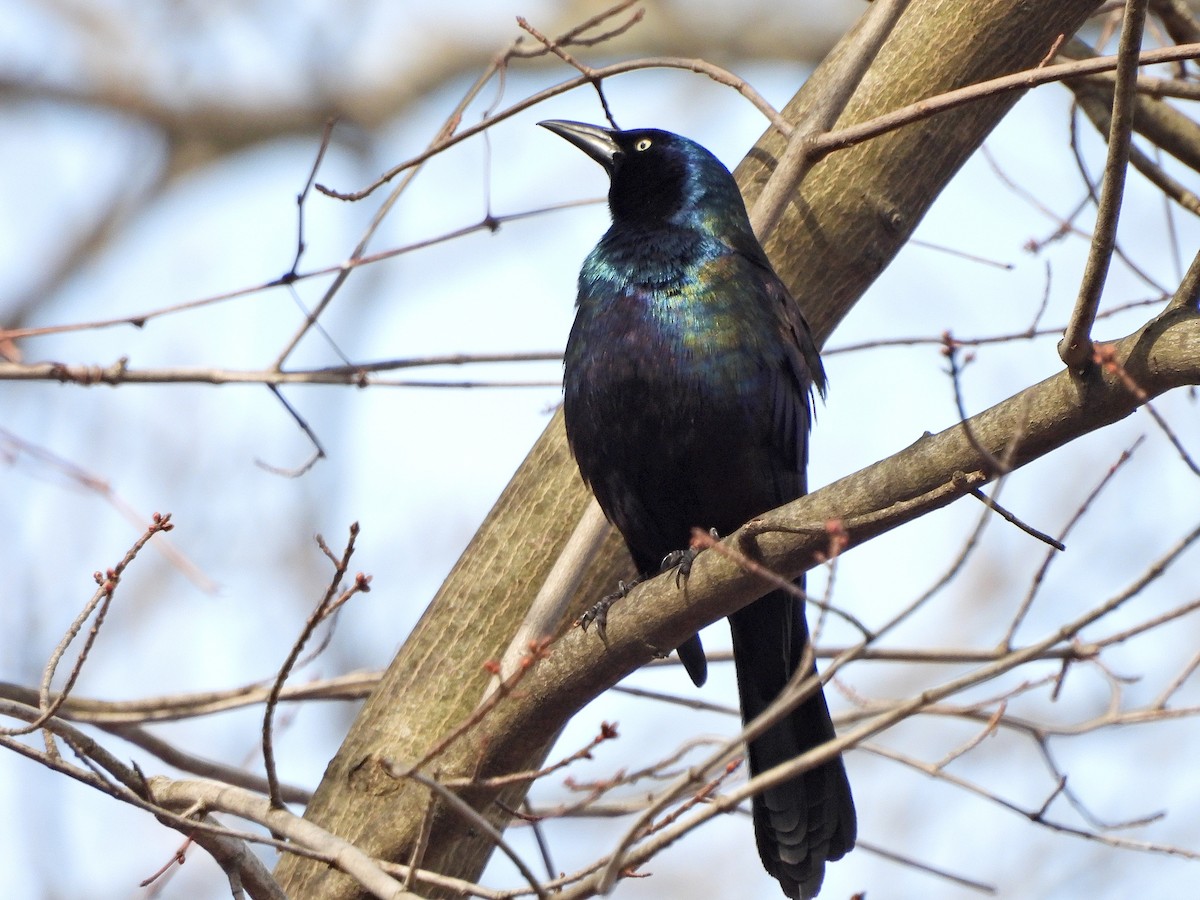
[539,120,750,232]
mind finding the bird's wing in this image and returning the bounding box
[755,270,825,491]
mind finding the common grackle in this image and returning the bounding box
[541,120,856,899]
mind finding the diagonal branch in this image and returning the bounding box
[1060,0,1150,369]
[425,303,1200,896]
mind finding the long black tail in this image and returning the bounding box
[729,587,856,899]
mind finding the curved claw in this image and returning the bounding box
[577,579,640,647]
[661,528,721,588]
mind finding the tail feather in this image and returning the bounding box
[729,586,856,899]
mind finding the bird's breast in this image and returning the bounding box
[577,243,774,376]
[563,245,801,564]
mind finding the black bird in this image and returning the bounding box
[541,120,856,899]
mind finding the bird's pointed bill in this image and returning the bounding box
[538,120,619,172]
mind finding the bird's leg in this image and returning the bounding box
[662,527,720,588]
[577,577,642,646]
[578,527,721,644]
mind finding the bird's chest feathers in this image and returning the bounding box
[574,245,755,388]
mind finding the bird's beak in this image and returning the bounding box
[538,120,619,173]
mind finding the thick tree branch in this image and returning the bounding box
[475,303,1200,777]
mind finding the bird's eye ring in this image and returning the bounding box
[635,138,652,152]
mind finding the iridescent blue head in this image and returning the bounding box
[538,120,753,236]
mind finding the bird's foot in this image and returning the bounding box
[662,528,720,588]
[578,577,642,646]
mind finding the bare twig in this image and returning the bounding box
[1002,437,1144,646]
[396,767,550,900]
[263,525,368,807]
[289,116,338,278]
[2,515,173,741]
[968,488,1065,550]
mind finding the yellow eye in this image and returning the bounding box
[635,138,652,151]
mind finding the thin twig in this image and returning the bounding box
[1003,437,1144,647]
[407,638,552,775]
[398,768,550,900]
[969,488,1065,550]
[1094,343,1200,475]
[2,515,173,741]
[289,116,338,277]
[691,527,871,637]
[263,524,367,807]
